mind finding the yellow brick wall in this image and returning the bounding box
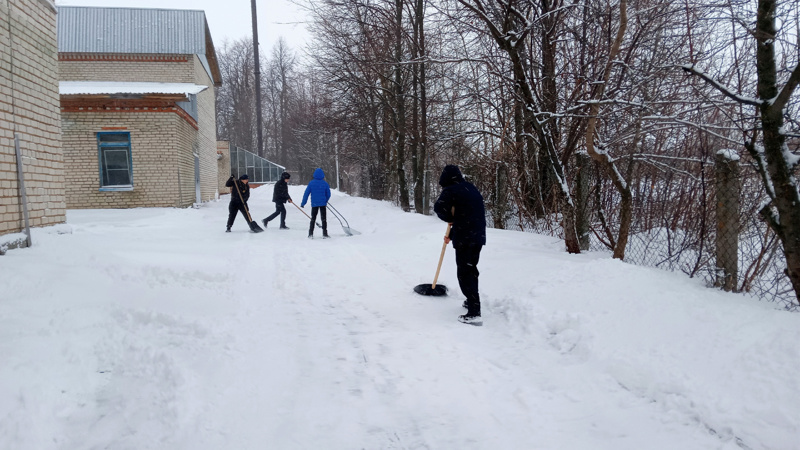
[0,0,66,236]
[193,56,218,202]
[62,110,196,209]
[217,140,231,195]
[175,116,197,206]
[59,53,219,205]
[58,54,195,83]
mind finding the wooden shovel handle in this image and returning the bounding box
[431,223,452,289]
[232,178,254,222]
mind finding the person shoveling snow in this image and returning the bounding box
[433,164,486,326]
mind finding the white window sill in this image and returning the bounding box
[99,186,134,192]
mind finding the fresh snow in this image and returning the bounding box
[1,185,799,449]
[716,149,741,162]
[0,232,28,254]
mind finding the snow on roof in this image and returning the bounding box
[59,81,208,96]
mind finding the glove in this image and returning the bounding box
[300,202,305,208]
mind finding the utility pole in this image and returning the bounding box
[334,133,340,190]
[250,0,264,156]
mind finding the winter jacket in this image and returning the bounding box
[434,165,486,247]
[301,168,331,208]
[272,179,291,203]
[226,177,250,205]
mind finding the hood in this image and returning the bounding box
[313,168,325,180]
[438,164,464,187]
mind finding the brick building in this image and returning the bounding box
[58,6,222,209]
[0,0,66,247]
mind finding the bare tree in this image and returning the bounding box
[216,39,257,153]
[683,0,800,304]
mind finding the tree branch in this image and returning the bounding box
[772,62,800,111]
[681,65,763,107]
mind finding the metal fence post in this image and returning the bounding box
[14,134,32,248]
[715,150,740,291]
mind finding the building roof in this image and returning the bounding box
[57,6,222,86]
[59,81,208,97]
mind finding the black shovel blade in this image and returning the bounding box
[414,283,448,296]
[249,221,265,233]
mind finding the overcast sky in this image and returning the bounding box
[55,0,311,55]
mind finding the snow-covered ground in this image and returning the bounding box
[1,184,799,449]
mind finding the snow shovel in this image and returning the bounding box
[233,178,263,233]
[328,202,360,236]
[292,202,323,228]
[414,222,451,296]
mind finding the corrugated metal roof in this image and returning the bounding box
[58,6,206,55]
[59,81,208,96]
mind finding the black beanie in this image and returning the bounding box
[281,172,290,180]
[239,174,249,180]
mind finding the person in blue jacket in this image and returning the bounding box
[300,168,331,239]
[434,164,486,326]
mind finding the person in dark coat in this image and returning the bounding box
[300,168,331,239]
[433,164,486,326]
[225,174,251,232]
[262,172,293,229]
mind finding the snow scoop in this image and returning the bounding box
[233,178,263,233]
[292,202,323,228]
[328,202,360,236]
[414,222,451,296]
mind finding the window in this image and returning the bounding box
[97,132,133,190]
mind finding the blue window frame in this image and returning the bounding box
[97,132,133,190]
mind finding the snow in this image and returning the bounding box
[0,232,28,255]
[716,149,740,162]
[59,81,208,96]
[2,185,799,449]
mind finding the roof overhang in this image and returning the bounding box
[59,81,208,101]
[203,20,223,87]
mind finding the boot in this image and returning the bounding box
[323,230,330,239]
[225,227,231,233]
[458,314,482,326]
[262,218,269,228]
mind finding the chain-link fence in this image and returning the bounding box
[471,151,797,311]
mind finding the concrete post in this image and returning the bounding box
[715,149,740,291]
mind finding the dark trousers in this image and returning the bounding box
[227,202,249,228]
[309,206,327,235]
[265,202,287,227]
[455,243,482,315]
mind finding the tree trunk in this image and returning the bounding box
[754,0,800,305]
[413,0,427,214]
[394,0,410,211]
[583,0,631,259]
[576,151,591,251]
[410,3,421,213]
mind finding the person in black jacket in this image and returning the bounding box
[225,174,251,232]
[433,164,486,326]
[262,172,293,229]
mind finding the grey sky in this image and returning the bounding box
[55,0,311,55]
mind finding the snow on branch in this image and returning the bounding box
[681,65,763,107]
